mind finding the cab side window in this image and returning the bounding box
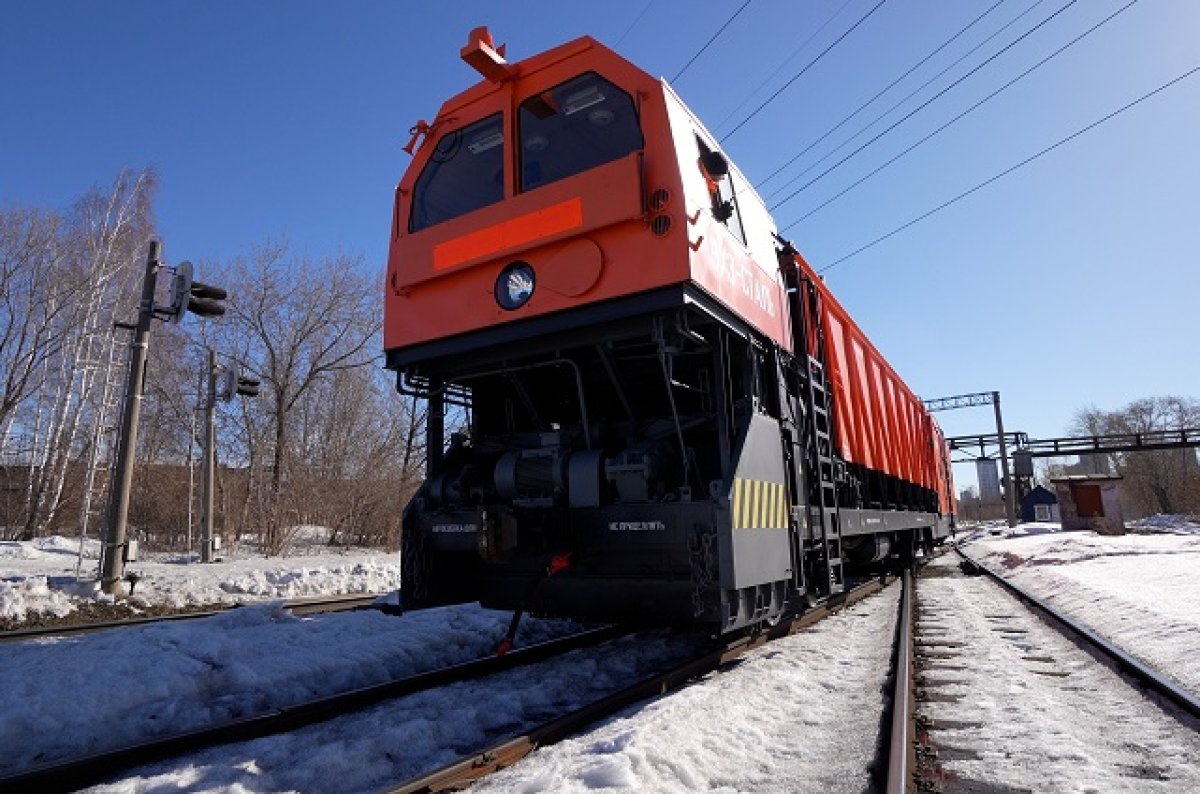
[696,137,746,246]
[409,114,505,233]
[519,72,643,191]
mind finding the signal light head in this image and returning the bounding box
[218,368,260,401]
[188,297,226,318]
[190,281,227,301]
[236,376,260,398]
[167,261,228,324]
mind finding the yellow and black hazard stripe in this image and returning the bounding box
[731,478,790,529]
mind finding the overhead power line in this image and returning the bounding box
[720,0,889,142]
[771,0,1080,212]
[757,0,1008,190]
[785,0,1139,228]
[815,64,1200,274]
[764,0,1050,202]
[615,1,656,47]
[712,0,858,132]
[671,0,755,84]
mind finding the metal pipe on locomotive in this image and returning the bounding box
[385,28,955,633]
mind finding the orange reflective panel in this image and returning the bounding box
[433,197,585,270]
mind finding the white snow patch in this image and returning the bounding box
[1,602,583,777]
[0,576,77,620]
[964,519,1200,693]
[1130,513,1200,535]
[0,535,403,617]
[474,586,903,793]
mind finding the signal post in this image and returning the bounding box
[101,242,228,594]
[200,353,259,562]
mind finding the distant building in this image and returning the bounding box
[976,458,1001,503]
[1050,474,1125,535]
[1020,485,1059,523]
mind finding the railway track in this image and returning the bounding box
[908,545,1200,792]
[389,577,892,792]
[952,546,1200,720]
[0,623,629,793]
[4,560,933,792]
[885,569,915,794]
[0,592,386,644]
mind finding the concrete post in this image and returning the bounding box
[201,348,217,562]
[101,241,161,594]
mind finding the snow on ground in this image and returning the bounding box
[917,553,1200,792]
[962,519,1200,693]
[91,629,706,793]
[0,535,402,620]
[1130,513,1200,534]
[474,585,901,794]
[5,521,1198,792]
[1,602,582,777]
[92,587,901,793]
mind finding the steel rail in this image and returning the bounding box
[955,545,1200,721]
[388,578,889,793]
[0,592,384,644]
[0,624,628,794]
[885,569,913,794]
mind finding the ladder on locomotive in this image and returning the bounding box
[798,277,844,596]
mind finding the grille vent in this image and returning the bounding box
[648,188,671,211]
[650,214,672,237]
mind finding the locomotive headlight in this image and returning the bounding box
[495,261,536,310]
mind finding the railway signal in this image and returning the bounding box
[217,368,261,401]
[103,242,229,595]
[165,261,227,322]
[201,354,259,563]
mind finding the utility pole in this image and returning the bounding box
[201,349,218,563]
[100,242,161,595]
[993,391,1017,528]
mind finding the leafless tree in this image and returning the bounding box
[3,177,427,552]
[1068,396,1200,516]
[0,207,72,449]
[213,244,380,552]
[9,169,156,540]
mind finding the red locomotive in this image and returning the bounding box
[385,29,954,632]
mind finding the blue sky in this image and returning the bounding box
[2,1,1197,489]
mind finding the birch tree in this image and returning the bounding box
[17,169,157,539]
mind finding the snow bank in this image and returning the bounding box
[0,535,403,620]
[475,587,901,793]
[1130,513,1200,534]
[0,576,77,621]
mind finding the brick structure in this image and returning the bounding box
[1050,474,1125,535]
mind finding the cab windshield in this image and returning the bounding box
[409,114,505,233]
[519,72,642,191]
[407,73,643,233]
